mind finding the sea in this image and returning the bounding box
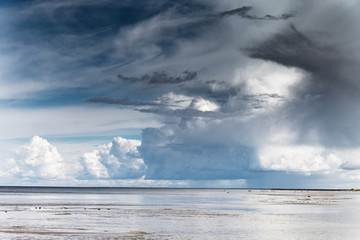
[0,187,359,239]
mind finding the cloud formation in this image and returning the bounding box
[5,136,146,183]
[118,71,198,84]
[216,6,296,20]
[74,0,360,186]
[119,0,360,185]
[257,145,342,173]
[7,136,70,179]
[139,126,254,180]
[81,137,146,179]
[5,133,360,188]
[86,97,162,107]
[2,0,360,187]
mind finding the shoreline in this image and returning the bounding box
[0,186,357,191]
[0,189,359,239]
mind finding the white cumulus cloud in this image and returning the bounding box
[81,137,146,179]
[4,136,146,183]
[257,145,342,173]
[8,136,70,179]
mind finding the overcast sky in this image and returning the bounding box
[1,0,360,188]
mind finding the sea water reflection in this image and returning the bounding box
[0,187,359,239]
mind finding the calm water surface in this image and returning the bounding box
[0,187,359,239]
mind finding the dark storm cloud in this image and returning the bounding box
[127,0,360,183]
[215,6,296,20]
[86,97,162,107]
[246,13,296,21]
[246,19,360,147]
[138,107,226,118]
[339,162,360,171]
[246,24,337,73]
[217,6,252,18]
[242,93,282,101]
[118,71,198,84]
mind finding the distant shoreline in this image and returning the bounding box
[0,186,358,192]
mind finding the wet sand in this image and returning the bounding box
[0,188,359,239]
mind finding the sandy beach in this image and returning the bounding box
[0,188,359,239]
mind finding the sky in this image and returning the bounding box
[1,0,360,188]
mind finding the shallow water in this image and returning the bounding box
[0,187,359,239]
